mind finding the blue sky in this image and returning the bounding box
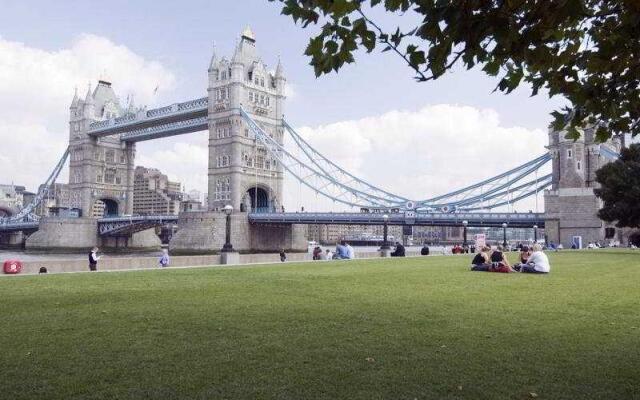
[0,0,564,210]
[0,0,564,128]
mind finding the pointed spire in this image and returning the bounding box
[275,56,284,78]
[84,83,94,104]
[208,41,218,71]
[231,38,242,64]
[241,25,256,42]
[127,93,136,112]
[70,87,79,108]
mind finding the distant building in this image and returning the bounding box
[0,184,27,217]
[307,224,403,245]
[180,199,204,213]
[133,166,183,215]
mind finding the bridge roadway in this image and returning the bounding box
[248,211,545,228]
[1,211,544,236]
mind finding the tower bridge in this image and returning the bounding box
[0,27,627,252]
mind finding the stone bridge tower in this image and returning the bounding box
[544,126,623,247]
[207,27,286,213]
[68,81,135,217]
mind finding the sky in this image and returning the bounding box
[0,0,567,212]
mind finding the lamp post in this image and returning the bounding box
[221,204,234,252]
[502,222,508,248]
[381,214,390,250]
[462,220,468,248]
[533,224,538,244]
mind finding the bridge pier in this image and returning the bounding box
[100,228,162,252]
[26,217,98,252]
[0,231,26,249]
[25,217,162,253]
[169,211,307,255]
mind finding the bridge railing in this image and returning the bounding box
[88,97,209,135]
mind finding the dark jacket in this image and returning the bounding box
[391,244,406,257]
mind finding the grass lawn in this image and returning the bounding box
[1,250,639,400]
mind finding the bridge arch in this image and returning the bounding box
[242,183,275,213]
[93,198,121,218]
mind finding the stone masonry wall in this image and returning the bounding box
[26,217,98,252]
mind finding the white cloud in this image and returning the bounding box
[285,104,550,212]
[0,34,175,191]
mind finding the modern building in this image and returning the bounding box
[133,166,183,215]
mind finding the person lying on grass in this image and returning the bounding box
[513,244,550,274]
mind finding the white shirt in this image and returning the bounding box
[527,251,550,272]
[324,251,332,260]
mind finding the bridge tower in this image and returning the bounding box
[206,27,286,213]
[544,126,623,247]
[68,81,135,217]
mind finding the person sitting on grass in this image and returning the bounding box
[470,246,492,271]
[345,242,355,259]
[519,245,531,264]
[488,245,513,273]
[335,241,349,259]
[514,243,550,274]
[421,243,430,256]
[391,241,405,257]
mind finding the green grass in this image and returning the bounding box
[1,250,639,400]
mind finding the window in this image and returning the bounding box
[94,150,101,161]
[249,92,254,102]
[567,149,573,159]
[115,175,122,185]
[260,77,265,87]
[221,71,227,80]
[105,150,115,164]
[119,154,126,164]
[577,161,582,171]
[214,177,231,200]
[214,70,219,81]
[96,173,103,183]
[105,169,115,184]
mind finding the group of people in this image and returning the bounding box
[87,247,170,271]
[310,241,356,260]
[470,243,550,274]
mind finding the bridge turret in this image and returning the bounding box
[544,124,624,248]
[206,28,285,213]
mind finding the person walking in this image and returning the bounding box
[159,249,170,268]
[88,247,101,271]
